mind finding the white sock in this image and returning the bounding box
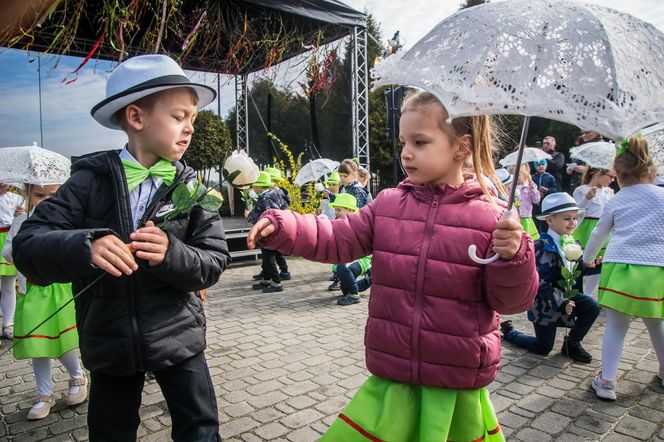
[0,276,17,327]
[601,309,631,381]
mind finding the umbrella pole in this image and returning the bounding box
[507,116,532,211]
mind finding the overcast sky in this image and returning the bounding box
[1,0,663,158]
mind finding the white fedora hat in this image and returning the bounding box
[91,55,216,130]
[495,168,513,185]
[536,192,586,220]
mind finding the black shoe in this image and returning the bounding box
[279,271,292,281]
[337,294,360,306]
[500,320,514,336]
[328,273,337,281]
[561,340,592,363]
[328,280,341,291]
[263,282,284,293]
[252,280,270,290]
[252,273,264,281]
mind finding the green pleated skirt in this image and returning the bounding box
[0,230,16,276]
[599,263,664,319]
[320,375,504,442]
[520,217,539,241]
[573,218,606,256]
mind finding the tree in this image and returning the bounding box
[185,110,232,183]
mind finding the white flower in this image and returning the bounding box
[314,182,325,192]
[223,150,260,189]
[563,243,583,261]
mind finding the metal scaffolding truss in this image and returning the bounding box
[351,27,370,171]
[235,74,249,152]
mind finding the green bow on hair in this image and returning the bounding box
[616,138,630,157]
[122,159,176,191]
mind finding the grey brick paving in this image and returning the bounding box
[1,258,663,440]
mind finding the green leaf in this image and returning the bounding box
[199,193,223,212]
[573,271,582,278]
[224,169,241,185]
[571,289,579,297]
[172,183,190,207]
[561,267,570,278]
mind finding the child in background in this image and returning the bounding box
[3,184,86,420]
[0,184,24,339]
[318,172,340,220]
[337,159,369,209]
[501,193,600,363]
[515,164,541,240]
[357,166,373,203]
[328,194,372,306]
[584,136,664,401]
[248,171,287,293]
[248,90,537,441]
[266,167,291,281]
[573,167,616,296]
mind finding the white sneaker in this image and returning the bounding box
[591,372,617,401]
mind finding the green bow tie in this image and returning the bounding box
[122,159,176,192]
[560,234,576,248]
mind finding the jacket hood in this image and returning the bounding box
[396,177,497,205]
[71,149,194,182]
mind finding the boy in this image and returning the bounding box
[328,194,372,306]
[248,171,286,293]
[501,193,600,363]
[13,55,229,441]
[265,167,291,280]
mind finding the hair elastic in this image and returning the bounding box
[616,138,630,157]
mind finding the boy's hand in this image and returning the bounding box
[130,221,169,267]
[492,218,523,260]
[247,218,274,249]
[91,235,138,277]
[565,300,576,315]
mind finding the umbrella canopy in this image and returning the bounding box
[373,0,664,140]
[642,123,664,173]
[570,141,617,170]
[499,148,551,168]
[0,144,70,186]
[294,159,340,186]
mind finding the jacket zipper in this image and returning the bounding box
[410,191,439,383]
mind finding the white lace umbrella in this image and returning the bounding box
[0,143,71,186]
[373,0,664,264]
[570,141,617,170]
[499,148,551,168]
[642,123,664,173]
[294,159,340,186]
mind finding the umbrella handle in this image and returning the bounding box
[468,209,513,265]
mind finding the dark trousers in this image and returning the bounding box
[261,248,281,283]
[275,252,288,273]
[336,262,372,295]
[88,352,220,442]
[505,294,600,355]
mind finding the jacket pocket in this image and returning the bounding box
[183,295,205,327]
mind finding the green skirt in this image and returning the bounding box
[321,376,504,442]
[599,263,664,319]
[520,217,539,241]
[573,218,606,256]
[13,283,79,359]
[0,230,16,276]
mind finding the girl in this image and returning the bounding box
[248,90,537,441]
[584,136,664,401]
[337,159,369,209]
[515,163,541,240]
[357,166,374,203]
[3,184,86,420]
[0,183,24,339]
[573,167,616,296]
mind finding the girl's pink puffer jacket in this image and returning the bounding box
[260,178,537,389]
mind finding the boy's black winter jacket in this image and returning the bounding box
[13,150,230,375]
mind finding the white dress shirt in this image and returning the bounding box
[119,149,163,231]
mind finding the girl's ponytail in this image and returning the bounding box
[469,115,504,201]
[614,136,657,185]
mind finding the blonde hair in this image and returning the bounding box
[614,136,657,186]
[400,90,503,200]
[358,167,370,181]
[581,167,601,185]
[338,159,359,175]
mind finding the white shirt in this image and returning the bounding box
[583,184,664,267]
[0,192,24,228]
[546,229,569,265]
[119,149,163,231]
[573,184,614,219]
[2,213,27,293]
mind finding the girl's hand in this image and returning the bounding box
[91,235,138,277]
[565,300,576,315]
[247,218,274,249]
[130,221,169,267]
[14,206,24,217]
[492,218,523,260]
[586,187,598,200]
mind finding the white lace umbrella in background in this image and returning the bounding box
[499,148,551,168]
[0,143,71,186]
[642,123,664,173]
[294,159,340,186]
[570,141,617,170]
[373,0,664,263]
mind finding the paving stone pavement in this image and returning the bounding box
[0,258,663,441]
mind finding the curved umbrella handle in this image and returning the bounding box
[468,209,513,265]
